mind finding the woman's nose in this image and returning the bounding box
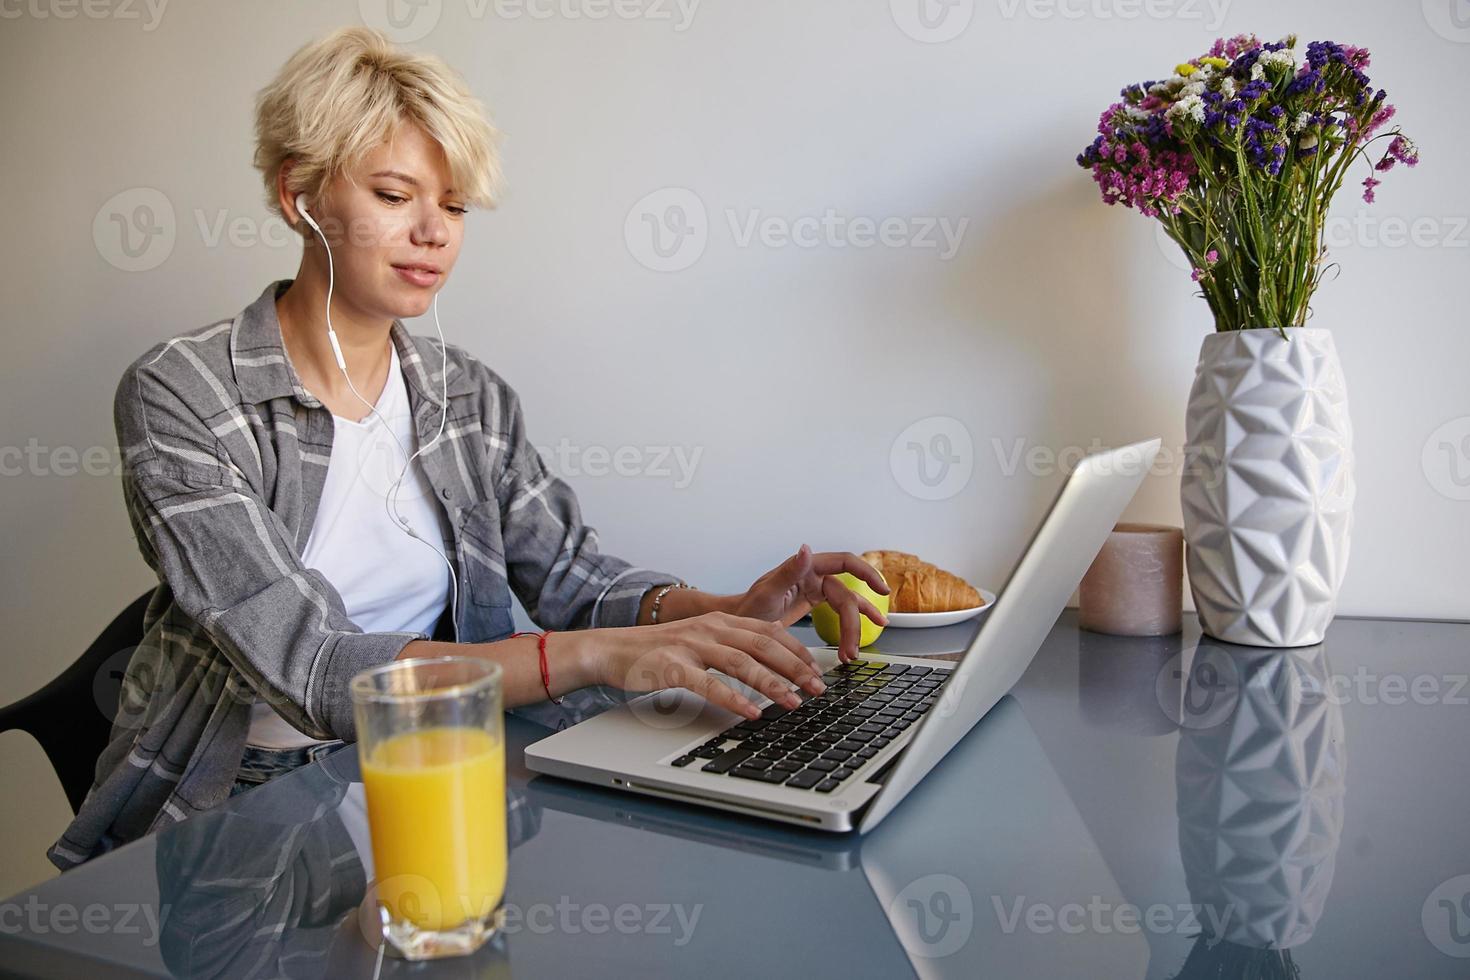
[412,206,449,248]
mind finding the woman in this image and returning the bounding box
[49,26,888,870]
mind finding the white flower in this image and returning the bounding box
[1291,110,1311,133]
[1123,105,1151,122]
[1166,95,1207,125]
[1220,77,1236,98]
[1259,49,1296,71]
[1181,80,1206,99]
[1250,62,1265,81]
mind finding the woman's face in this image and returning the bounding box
[301,122,466,323]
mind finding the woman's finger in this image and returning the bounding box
[637,645,762,719]
[851,593,890,627]
[695,640,801,710]
[822,574,864,662]
[808,551,891,595]
[711,624,825,696]
[718,613,818,671]
[686,662,762,720]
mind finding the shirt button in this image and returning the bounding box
[440,488,451,499]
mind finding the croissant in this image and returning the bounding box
[861,550,983,614]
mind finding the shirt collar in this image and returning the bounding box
[230,279,468,410]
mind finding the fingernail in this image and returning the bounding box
[810,676,826,693]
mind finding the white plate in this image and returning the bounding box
[883,589,997,628]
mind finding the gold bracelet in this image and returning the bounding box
[650,582,694,624]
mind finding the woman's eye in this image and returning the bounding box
[377,191,464,215]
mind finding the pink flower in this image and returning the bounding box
[1362,103,1397,142]
[1362,175,1381,203]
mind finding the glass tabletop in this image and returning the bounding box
[2,611,1467,978]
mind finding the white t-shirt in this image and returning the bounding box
[246,342,452,749]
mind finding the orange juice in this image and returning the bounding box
[361,726,506,931]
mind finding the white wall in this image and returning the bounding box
[1,0,1466,891]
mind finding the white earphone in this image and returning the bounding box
[294,193,460,636]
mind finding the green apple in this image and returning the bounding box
[811,571,890,649]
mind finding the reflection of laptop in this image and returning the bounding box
[523,698,1148,977]
[526,440,1162,833]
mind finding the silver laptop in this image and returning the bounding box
[525,438,1162,833]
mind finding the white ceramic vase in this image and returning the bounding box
[1181,328,1355,647]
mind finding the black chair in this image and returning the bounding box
[0,590,153,813]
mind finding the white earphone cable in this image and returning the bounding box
[298,196,459,637]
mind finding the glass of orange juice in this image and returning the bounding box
[351,657,506,960]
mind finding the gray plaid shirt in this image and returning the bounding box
[49,278,681,871]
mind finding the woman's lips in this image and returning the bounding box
[393,265,440,287]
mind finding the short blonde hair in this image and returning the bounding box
[253,26,502,221]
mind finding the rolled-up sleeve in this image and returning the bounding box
[490,378,683,631]
[117,363,423,742]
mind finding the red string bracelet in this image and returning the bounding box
[510,630,563,705]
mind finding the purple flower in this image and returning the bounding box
[1388,134,1419,166]
[1362,175,1380,203]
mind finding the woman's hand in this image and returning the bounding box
[580,611,830,721]
[730,544,891,663]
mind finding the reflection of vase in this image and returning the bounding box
[1181,328,1354,647]
[1174,638,1345,970]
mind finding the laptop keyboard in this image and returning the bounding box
[666,659,951,793]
